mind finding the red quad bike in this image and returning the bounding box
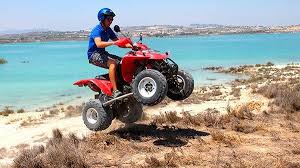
[74,25,194,131]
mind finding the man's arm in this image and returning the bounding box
[95,37,132,48]
[94,37,115,48]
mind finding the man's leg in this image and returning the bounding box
[107,59,118,91]
[90,51,122,98]
[107,59,122,98]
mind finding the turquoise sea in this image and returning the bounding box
[0,33,300,110]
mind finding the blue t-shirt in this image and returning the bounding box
[87,24,117,59]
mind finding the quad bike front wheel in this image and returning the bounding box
[132,69,168,106]
[82,100,113,131]
[116,97,143,124]
[167,69,194,100]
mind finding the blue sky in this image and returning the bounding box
[0,0,299,31]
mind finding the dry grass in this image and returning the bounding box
[152,109,234,130]
[40,113,53,120]
[0,148,7,159]
[250,83,258,93]
[64,105,82,118]
[20,117,43,127]
[11,106,300,167]
[180,111,202,126]
[152,102,263,134]
[211,89,223,97]
[180,91,205,104]
[0,107,14,116]
[58,102,64,105]
[180,86,224,104]
[291,148,300,155]
[257,83,287,99]
[13,146,45,168]
[230,87,241,97]
[258,83,300,113]
[17,109,25,113]
[203,66,224,71]
[49,109,59,116]
[210,129,239,145]
[202,109,230,128]
[152,111,181,125]
[140,112,150,121]
[266,61,274,66]
[231,121,263,134]
[15,144,30,151]
[38,109,61,120]
[228,103,255,120]
[144,151,180,167]
[285,122,299,133]
[13,129,89,168]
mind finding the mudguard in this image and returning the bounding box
[121,54,150,83]
[121,51,169,83]
[73,79,113,96]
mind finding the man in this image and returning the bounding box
[87,8,131,98]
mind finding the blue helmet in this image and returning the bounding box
[98,8,116,22]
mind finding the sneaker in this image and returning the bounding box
[112,90,123,98]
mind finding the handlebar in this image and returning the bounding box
[115,37,149,51]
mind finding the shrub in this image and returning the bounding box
[13,147,45,168]
[230,87,241,97]
[0,107,14,116]
[228,104,254,120]
[152,111,181,125]
[0,58,7,64]
[64,105,82,118]
[258,83,300,113]
[17,109,25,113]
[210,129,238,145]
[266,62,274,66]
[13,129,89,168]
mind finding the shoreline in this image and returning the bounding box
[1,61,299,112]
[1,31,300,45]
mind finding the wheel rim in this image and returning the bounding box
[170,75,186,94]
[138,77,157,98]
[86,108,98,124]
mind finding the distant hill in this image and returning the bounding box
[1,24,299,44]
[0,29,50,35]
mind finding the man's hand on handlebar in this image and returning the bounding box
[114,38,133,48]
[125,43,133,48]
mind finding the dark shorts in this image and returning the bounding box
[89,51,122,69]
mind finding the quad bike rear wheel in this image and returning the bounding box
[116,97,143,124]
[82,100,113,131]
[167,69,194,100]
[132,69,168,106]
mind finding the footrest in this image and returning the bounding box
[102,93,134,107]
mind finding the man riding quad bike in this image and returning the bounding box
[74,8,194,131]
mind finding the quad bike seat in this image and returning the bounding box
[95,74,109,80]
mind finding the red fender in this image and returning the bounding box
[121,51,169,83]
[121,53,150,83]
[135,42,149,50]
[73,79,113,96]
[148,52,169,60]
